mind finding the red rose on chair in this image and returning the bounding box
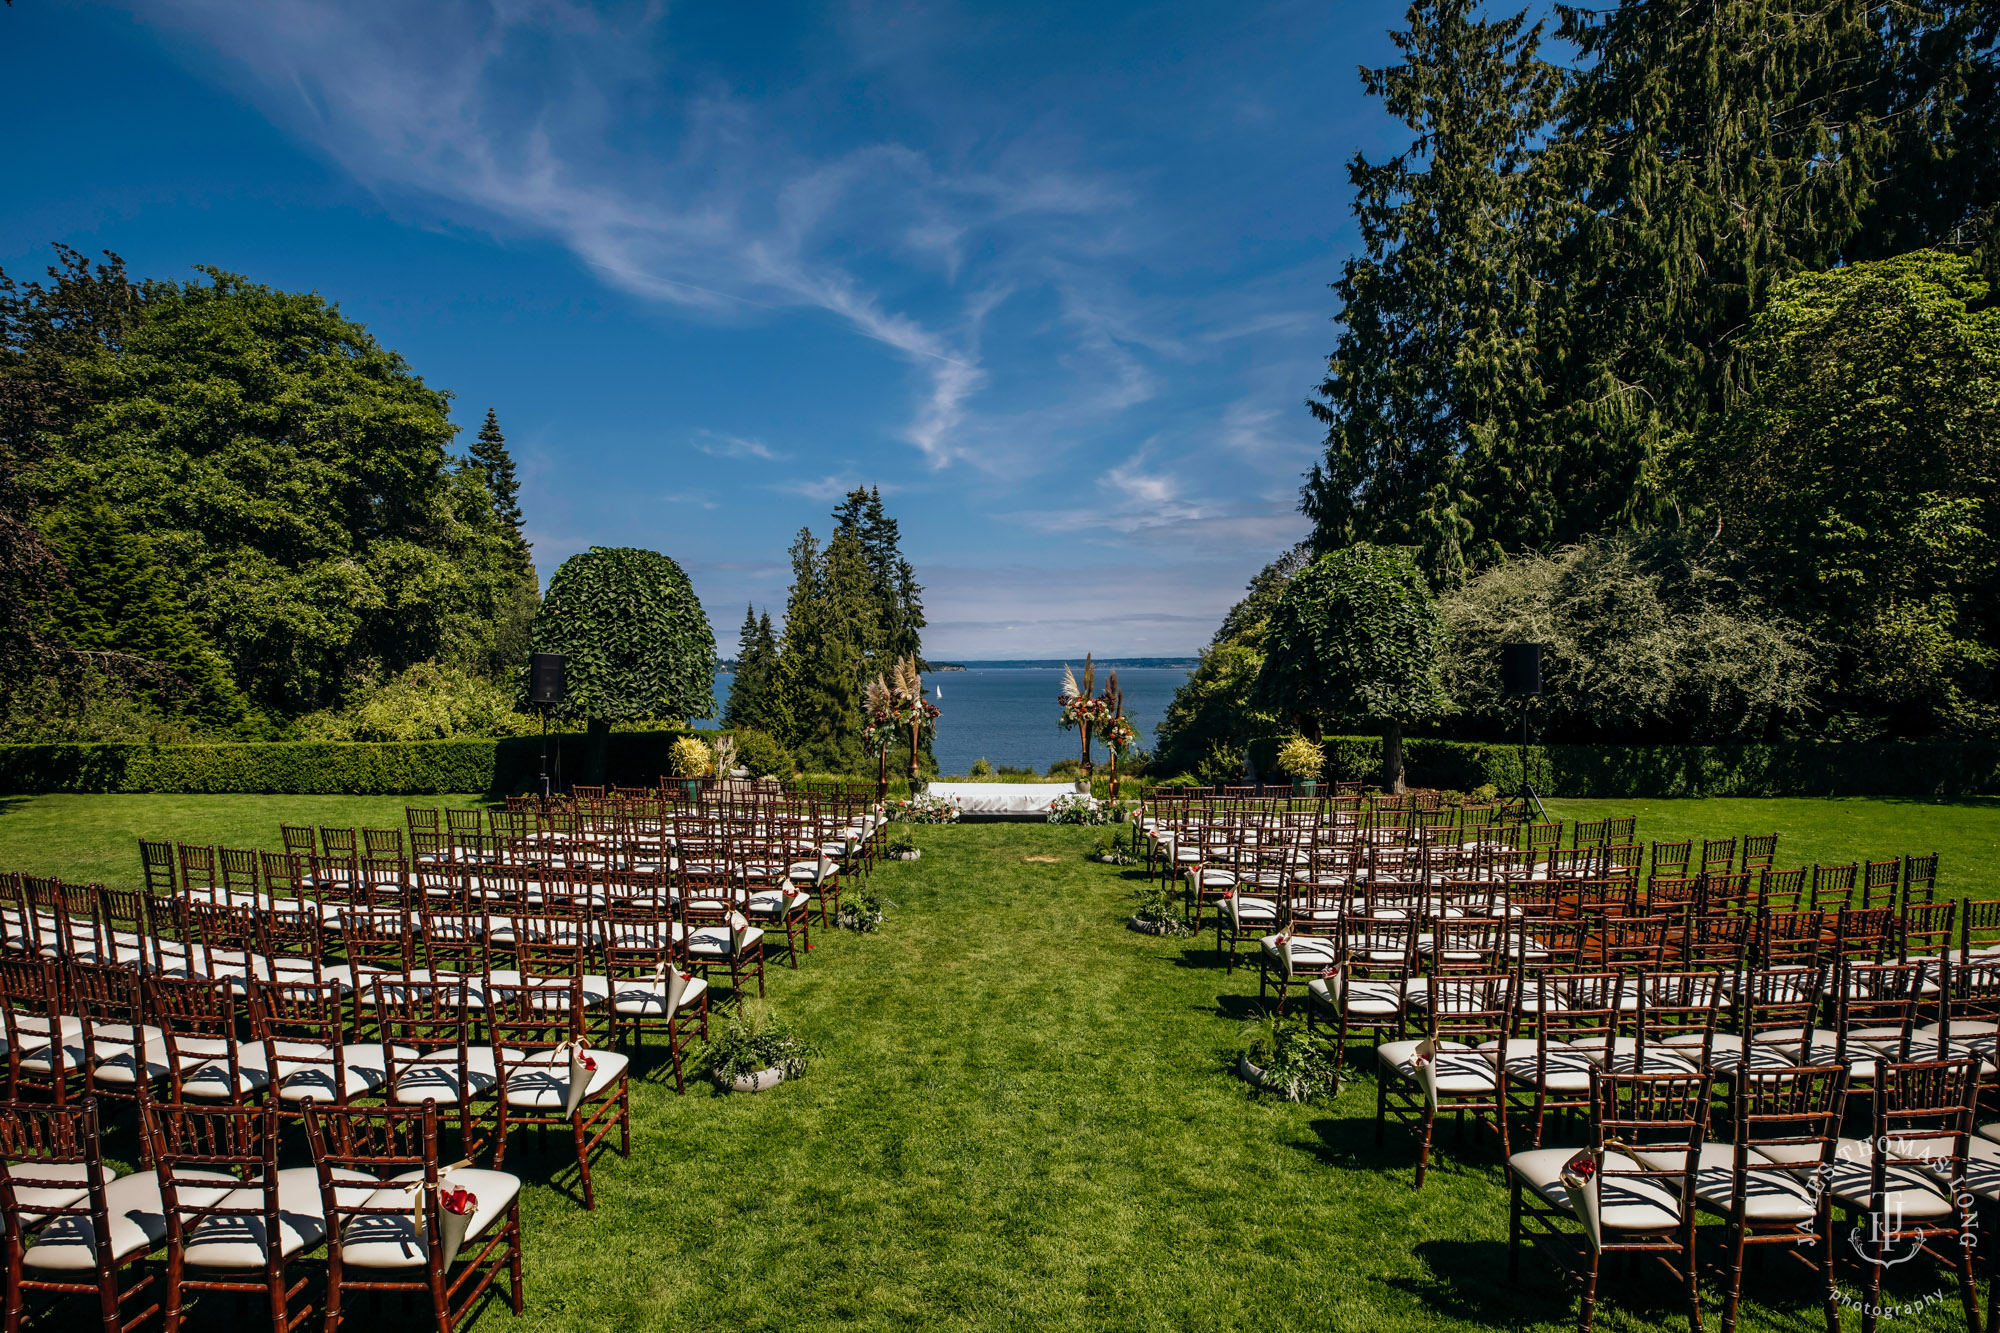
[440,1185,478,1217]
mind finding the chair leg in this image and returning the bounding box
[1722,1220,1746,1333]
[573,1110,594,1210]
[1579,1248,1600,1333]
[1414,1104,1434,1190]
[1507,1175,1522,1282]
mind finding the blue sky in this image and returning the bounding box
[0,0,1410,659]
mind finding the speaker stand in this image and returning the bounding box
[1516,702,1546,823]
[538,706,552,803]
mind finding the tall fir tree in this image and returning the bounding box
[469,407,530,570]
[724,602,787,735]
[832,485,926,664]
[1304,0,1560,581]
[771,527,868,771]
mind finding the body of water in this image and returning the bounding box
[703,664,1192,775]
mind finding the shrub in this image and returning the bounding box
[1275,735,1325,781]
[297,662,538,742]
[667,735,713,778]
[1045,758,1083,780]
[969,756,993,777]
[1439,530,1817,744]
[731,727,796,779]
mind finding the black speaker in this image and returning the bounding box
[1499,643,1543,697]
[529,653,567,707]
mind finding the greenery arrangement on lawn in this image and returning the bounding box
[697,999,812,1087]
[0,795,1996,1331]
[1237,1011,1343,1104]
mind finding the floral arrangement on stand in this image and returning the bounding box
[887,793,960,824]
[1096,670,1138,802]
[866,654,940,795]
[1057,655,1109,781]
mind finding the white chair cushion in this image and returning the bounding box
[1507,1146,1684,1231]
[1595,1037,1702,1076]
[0,1160,92,1222]
[1377,1039,1497,1094]
[687,925,764,957]
[23,1169,233,1270]
[610,975,708,1016]
[1220,896,1280,926]
[86,1025,171,1086]
[1825,1138,1954,1217]
[335,1167,520,1270]
[179,1166,372,1267]
[1687,1142,1820,1221]
[272,1042,420,1102]
[391,1048,499,1105]
[178,1043,272,1099]
[500,1048,630,1110]
[1484,1038,1600,1093]
[746,889,809,917]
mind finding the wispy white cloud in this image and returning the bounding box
[692,431,788,462]
[133,0,1130,469]
[771,474,901,502]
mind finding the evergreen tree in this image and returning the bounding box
[42,498,252,730]
[1308,1,1999,580]
[724,602,785,735]
[832,485,925,664]
[772,526,868,772]
[469,407,530,569]
[1304,0,1559,580]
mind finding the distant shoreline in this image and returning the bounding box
[924,659,1197,671]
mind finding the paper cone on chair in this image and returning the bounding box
[1275,934,1295,977]
[816,853,833,884]
[1412,1037,1441,1113]
[563,1043,596,1117]
[661,965,688,1013]
[436,1180,478,1267]
[1560,1151,1605,1252]
[728,910,751,953]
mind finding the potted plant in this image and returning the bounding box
[1237,1010,1342,1102]
[700,999,811,1093]
[1276,734,1326,795]
[668,735,713,799]
[1128,877,1191,936]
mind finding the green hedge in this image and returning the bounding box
[1248,735,2000,799]
[4,734,1996,798]
[0,731,722,796]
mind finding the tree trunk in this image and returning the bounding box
[1382,719,1405,795]
[585,717,611,788]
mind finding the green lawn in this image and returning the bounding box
[2,795,1996,1331]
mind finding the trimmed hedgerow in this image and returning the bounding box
[1248,735,2000,798]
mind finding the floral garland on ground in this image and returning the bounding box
[1047,792,1110,825]
[887,793,960,824]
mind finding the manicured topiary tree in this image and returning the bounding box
[525,547,717,784]
[1254,544,1449,793]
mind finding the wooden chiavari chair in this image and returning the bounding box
[490,977,629,1211]
[1377,973,1514,1189]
